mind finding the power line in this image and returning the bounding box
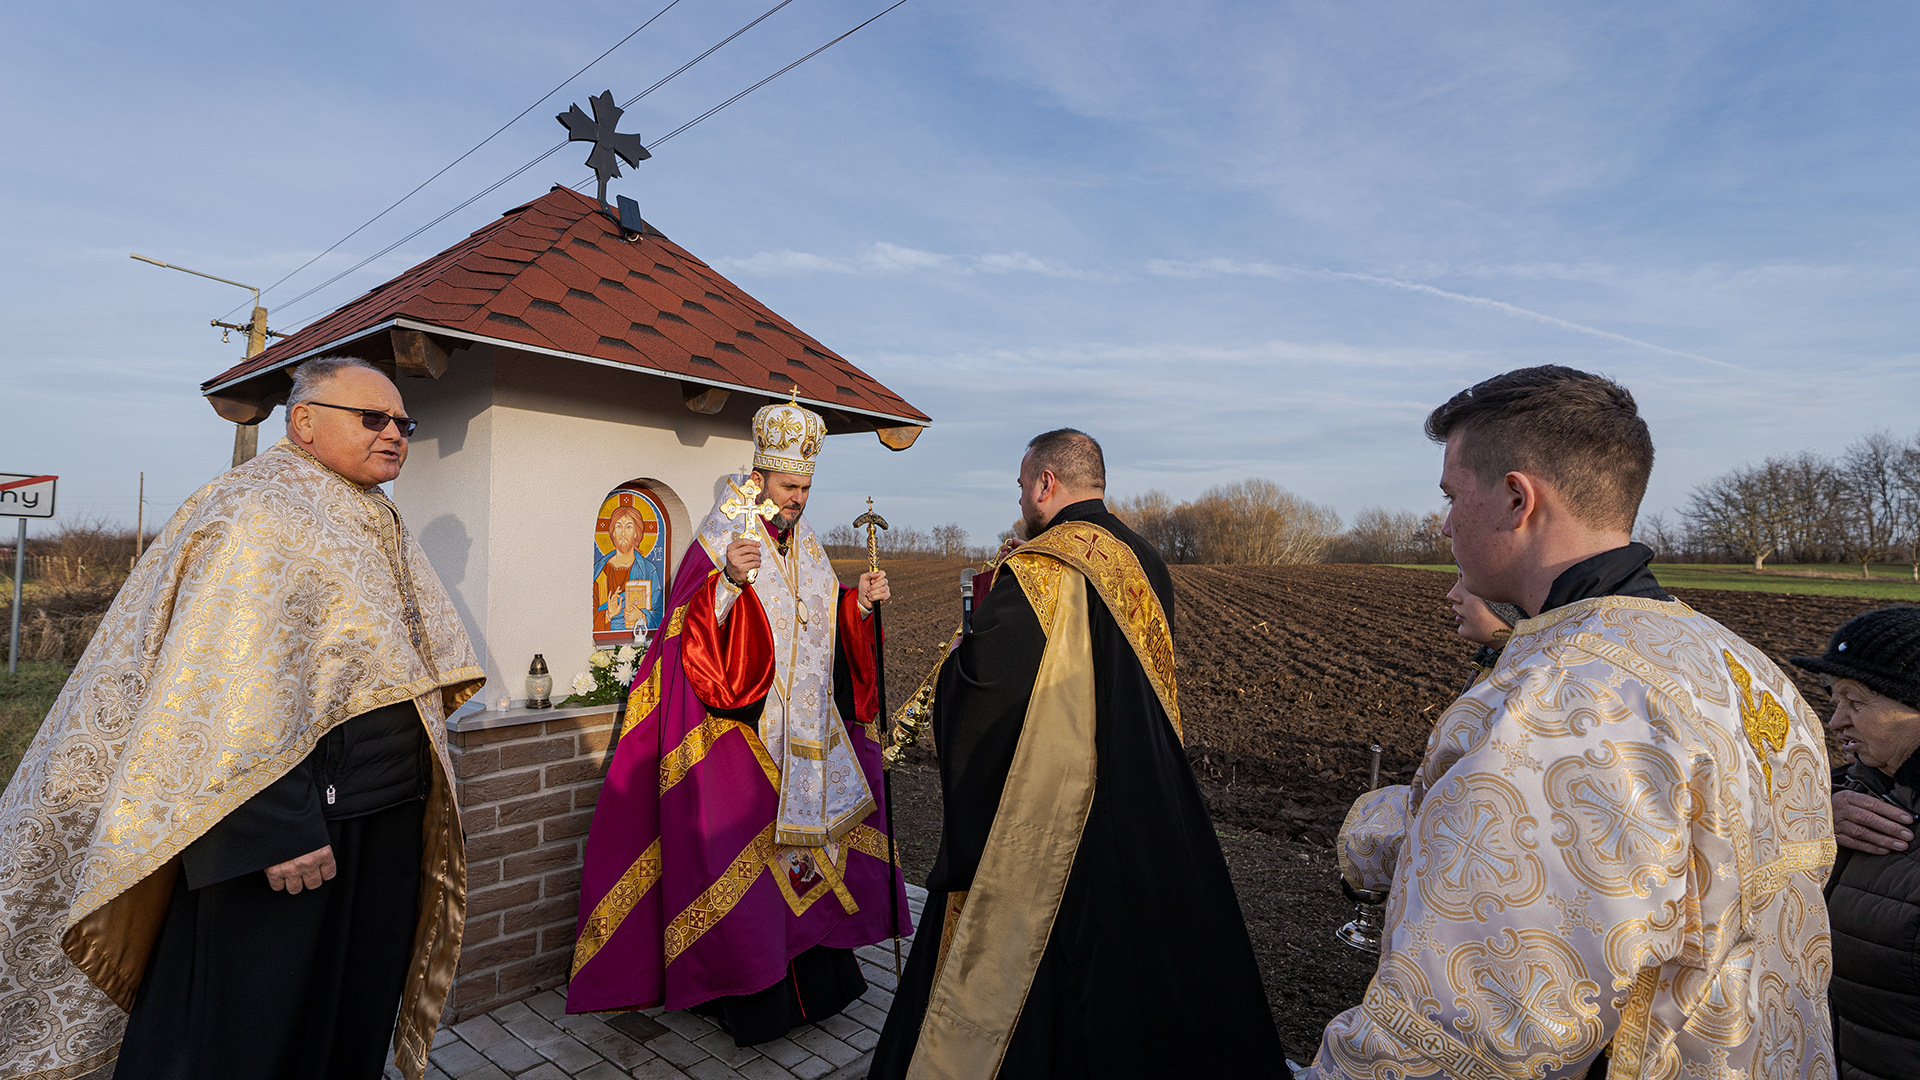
[226,0,686,318]
[275,0,806,327]
[654,0,913,147]
[569,0,912,193]
[282,0,915,330]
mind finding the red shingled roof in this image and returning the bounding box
[202,187,928,431]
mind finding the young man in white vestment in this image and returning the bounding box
[1306,366,1835,1080]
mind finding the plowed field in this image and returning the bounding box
[839,559,1885,1055]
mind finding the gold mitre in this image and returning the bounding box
[752,393,825,476]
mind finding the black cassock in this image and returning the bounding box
[871,500,1285,1079]
[116,701,430,1080]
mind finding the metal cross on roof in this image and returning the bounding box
[557,91,651,211]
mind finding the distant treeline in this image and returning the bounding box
[1635,431,1920,576]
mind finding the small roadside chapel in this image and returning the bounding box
[197,169,929,1019]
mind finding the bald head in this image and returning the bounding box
[1018,428,1106,536]
[1022,429,1105,493]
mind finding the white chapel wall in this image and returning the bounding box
[392,346,498,685]
[395,343,760,707]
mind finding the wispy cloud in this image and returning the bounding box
[1148,258,1737,370]
[713,243,1105,280]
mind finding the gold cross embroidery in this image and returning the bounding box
[1725,650,1791,794]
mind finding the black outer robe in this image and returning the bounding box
[870,500,1284,1079]
[115,702,430,1080]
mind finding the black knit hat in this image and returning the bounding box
[1790,606,1920,712]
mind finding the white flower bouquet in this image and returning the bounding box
[558,643,646,707]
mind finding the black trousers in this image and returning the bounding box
[116,800,425,1080]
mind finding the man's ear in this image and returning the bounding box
[1504,471,1545,531]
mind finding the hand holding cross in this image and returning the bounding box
[721,476,779,585]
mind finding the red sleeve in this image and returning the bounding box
[682,570,776,711]
[838,586,880,724]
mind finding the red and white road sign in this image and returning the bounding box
[0,474,57,518]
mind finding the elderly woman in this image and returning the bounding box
[1791,606,1920,1080]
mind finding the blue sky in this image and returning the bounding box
[2,1,1916,548]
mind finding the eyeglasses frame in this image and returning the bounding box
[301,400,419,438]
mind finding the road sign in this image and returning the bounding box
[0,475,56,518]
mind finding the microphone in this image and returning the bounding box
[960,567,976,635]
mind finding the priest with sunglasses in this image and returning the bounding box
[0,356,482,1080]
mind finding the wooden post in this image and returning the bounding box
[230,306,270,467]
[134,472,144,568]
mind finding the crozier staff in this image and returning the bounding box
[0,357,483,1080]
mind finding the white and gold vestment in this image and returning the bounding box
[0,440,482,1080]
[1311,596,1835,1080]
[699,481,874,851]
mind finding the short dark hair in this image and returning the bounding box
[1425,366,1653,532]
[1025,428,1106,492]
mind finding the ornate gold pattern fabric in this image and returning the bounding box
[1004,521,1182,738]
[623,662,665,739]
[1336,785,1410,892]
[1304,596,1835,1080]
[0,440,482,1080]
[572,838,663,972]
[697,481,873,848]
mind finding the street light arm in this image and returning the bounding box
[130,253,262,310]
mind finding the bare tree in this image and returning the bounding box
[1191,479,1342,565]
[1110,491,1203,562]
[1893,436,1920,581]
[931,523,969,559]
[1409,511,1452,564]
[1634,511,1679,562]
[1776,452,1844,563]
[824,523,858,558]
[1344,507,1421,563]
[1685,458,1792,569]
[1838,432,1904,577]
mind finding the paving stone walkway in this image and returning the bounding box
[391,886,926,1080]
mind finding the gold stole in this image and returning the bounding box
[907,521,1181,1080]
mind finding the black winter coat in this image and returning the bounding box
[1827,758,1920,1080]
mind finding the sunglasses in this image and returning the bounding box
[305,401,418,438]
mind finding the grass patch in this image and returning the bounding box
[0,662,68,794]
[1390,563,1920,601]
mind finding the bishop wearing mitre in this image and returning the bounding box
[567,396,909,1046]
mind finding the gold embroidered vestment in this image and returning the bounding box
[0,440,482,1080]
[1307,596,1836,1080]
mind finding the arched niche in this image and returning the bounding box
[592,481,676,646]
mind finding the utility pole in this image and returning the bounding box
[134,472,144,568]
[211,308,271,463]
[130,254,281,467]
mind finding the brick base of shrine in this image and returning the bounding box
[446,705,620,1021]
